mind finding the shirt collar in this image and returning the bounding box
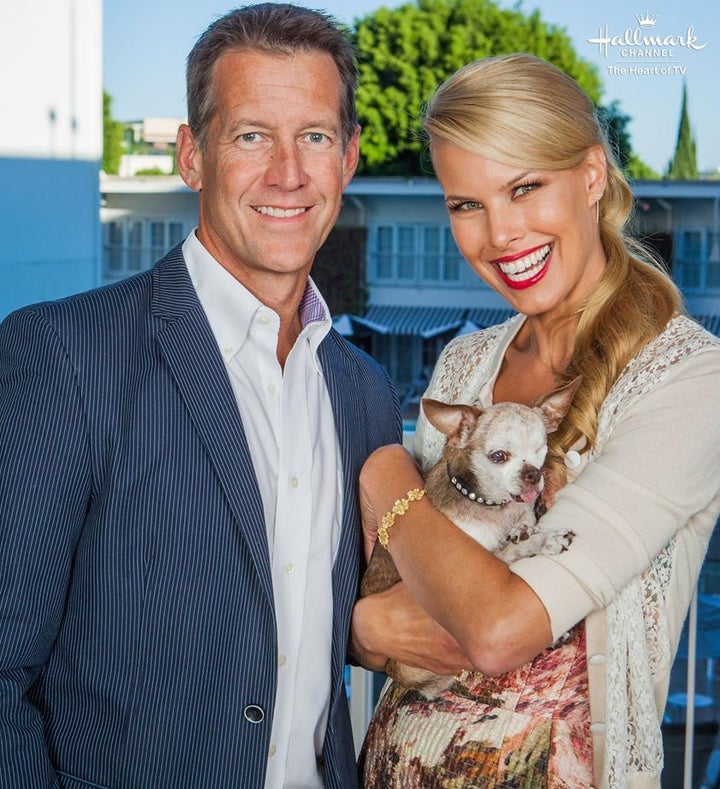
[183,230,332,363]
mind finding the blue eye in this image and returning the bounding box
[447,200,481,213]
[513,181,542,197]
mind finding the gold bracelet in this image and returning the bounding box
[377,488,426,550]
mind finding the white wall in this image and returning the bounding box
[0,0,102,318]
[0,0,102,160]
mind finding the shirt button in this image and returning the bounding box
[284,563,295,575]
[289,474,299,488]
[258,315,271,326]
[278,653,287,667]
[588,653,606,665]
[244,704,265,723]
[267,384,276,396]
[590,722,606,734]
[269,744,277,758]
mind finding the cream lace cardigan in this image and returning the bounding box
[416,314,720,788]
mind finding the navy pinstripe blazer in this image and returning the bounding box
[0,247,401,788]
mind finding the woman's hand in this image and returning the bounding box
[350,582,472,676]
[359,444,425,562]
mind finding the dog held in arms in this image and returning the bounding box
[359,378,580,696]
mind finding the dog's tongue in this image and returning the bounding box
[520,490,539,503]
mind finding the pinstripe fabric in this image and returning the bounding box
[0,246,401,788]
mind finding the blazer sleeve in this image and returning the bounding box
[0,308,92,786]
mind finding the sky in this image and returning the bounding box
[103,0,719,174]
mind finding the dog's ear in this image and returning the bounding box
[421,398,483,446]
[533,376,582,433]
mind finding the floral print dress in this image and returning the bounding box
[359,621,592,788]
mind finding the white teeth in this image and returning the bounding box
[498,244,551,280]
[254,206,306,217]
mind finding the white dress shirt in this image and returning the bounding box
[183,232,342,788]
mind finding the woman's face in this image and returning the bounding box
[431,140,608,320]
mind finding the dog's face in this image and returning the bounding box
[423,401,549,504]
[422,378,580,506]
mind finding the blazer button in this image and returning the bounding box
[244,705,265,723]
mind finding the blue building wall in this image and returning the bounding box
[0,157,101,319]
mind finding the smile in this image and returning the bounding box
[493,243,552,289]
[253,206,307,218]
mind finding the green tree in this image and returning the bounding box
[352,0,603,175]
[626,154,660,181]
[666,82,698,180]
[103,91,124,174]
[597,101,658,181]
[597,101,631,171]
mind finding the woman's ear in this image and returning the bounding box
[176,123,203,192]
[584,145,608,207]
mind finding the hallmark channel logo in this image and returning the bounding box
[587,11,707,77]
[636,12,659,28]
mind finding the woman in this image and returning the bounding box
[351,53,720,788]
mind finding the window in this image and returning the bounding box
[376,226,394,280]
[678,231,702,289]
[397,227,416,280]
[105,221,123,273]
[706,231,720,289]
[128,221,144,272]
[371,223,464,285]
[168,221,184,249]
[102,219,187,284]
[422,227,440,280]
[442,228,462,282]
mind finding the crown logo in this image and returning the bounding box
[636,11,659,27]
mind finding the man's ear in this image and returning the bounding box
[584,145,607,207]
[176,123,203,192]
[341,125,361,189]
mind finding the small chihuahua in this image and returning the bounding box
[359,378,580,696]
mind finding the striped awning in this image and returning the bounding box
[342,307,720,340]
[694,314,720,337]
[466,307,517,329]
[352,305,466,338]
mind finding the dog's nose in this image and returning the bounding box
[521,466,542,486]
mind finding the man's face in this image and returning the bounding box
[177,48,359,298]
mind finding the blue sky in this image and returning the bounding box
[103,0,719,174]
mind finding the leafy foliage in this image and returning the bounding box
[626,154,660,181]
[102,91,124,175]
[597,101,632,171]
[666,82,698,180]
[352,0,603,175]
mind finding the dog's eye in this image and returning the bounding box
[489,451,509,464]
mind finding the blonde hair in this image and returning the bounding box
[423,53,684,473]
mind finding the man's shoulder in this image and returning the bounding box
[5,246,188,332]
[322,329,382,370]
[10,269,151,321]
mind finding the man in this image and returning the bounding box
[0,5,401,787]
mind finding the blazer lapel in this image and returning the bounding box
[151,249,273,603]
[319,335,367,588]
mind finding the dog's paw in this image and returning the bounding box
[540,529,575,555]
[506,519,539,545]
